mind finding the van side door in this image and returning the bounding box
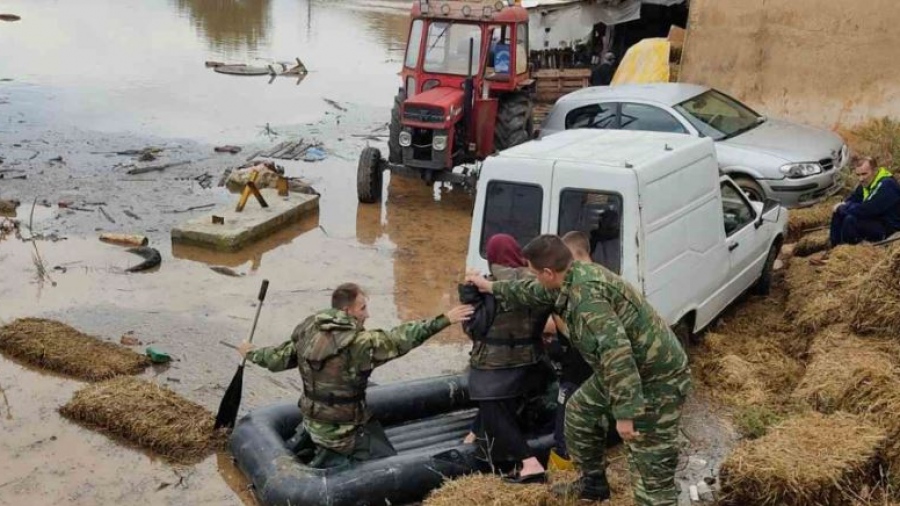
[466,158,553,272]
[720,178,769,295]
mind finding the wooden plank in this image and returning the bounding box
[534,69,591,78]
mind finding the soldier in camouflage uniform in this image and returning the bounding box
[238,283,473,468]
[466,235,691,505]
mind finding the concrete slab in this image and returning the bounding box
[170,189,319,251]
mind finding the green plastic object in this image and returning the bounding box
[145,346,171,364]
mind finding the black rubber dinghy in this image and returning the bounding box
[229,374,556,506]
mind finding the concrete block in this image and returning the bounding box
[170,190,318,251]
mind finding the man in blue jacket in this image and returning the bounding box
[830,157,900,246]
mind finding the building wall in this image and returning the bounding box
[680,0,900,130]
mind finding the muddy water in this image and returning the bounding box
[0,1,731,504]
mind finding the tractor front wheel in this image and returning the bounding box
[388,90,405,164]
[494,92,533,152]
[357,147,384,204]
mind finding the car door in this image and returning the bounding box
[720,178,767,296]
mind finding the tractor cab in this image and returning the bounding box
[357,0,535,203]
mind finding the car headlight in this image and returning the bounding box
[399,131,412,147]
[779,162,822,179]
[433,135,448,151]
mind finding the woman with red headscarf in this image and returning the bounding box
[463,233,553,483]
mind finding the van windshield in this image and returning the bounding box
[480,181,542,257]
[674,90,764,141]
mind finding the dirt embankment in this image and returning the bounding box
[681,0,900,130]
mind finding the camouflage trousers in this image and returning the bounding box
[564,373,689,506]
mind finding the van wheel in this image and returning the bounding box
[735,176,766,203]
[752,241,780,296]
[673,317,698,351]
[357,147,384,204]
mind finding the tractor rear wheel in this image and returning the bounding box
[388,89,406,164]
[357,147,384,204]
[494,92,533,152]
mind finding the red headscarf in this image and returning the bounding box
[486,234,526,268]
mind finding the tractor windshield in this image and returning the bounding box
[423,21,483,76]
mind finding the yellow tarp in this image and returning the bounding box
[611,38,671,85]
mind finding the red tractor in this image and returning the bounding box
[357,0,534,203]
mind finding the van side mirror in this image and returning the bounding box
[755,198,781,229]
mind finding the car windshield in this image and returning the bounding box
[674,90,764,141]
[423,21,483,76]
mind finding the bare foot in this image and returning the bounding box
[519,456,545,477]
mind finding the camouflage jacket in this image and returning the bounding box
[493,261,690,420]
[469,265,548,370]
[246,309,450,453]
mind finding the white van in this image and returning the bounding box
[466,129,788,338]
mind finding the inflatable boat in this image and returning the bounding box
[229,374,556,506]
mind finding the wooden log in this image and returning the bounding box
[99,233,149,247]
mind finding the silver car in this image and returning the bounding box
[538,83,849,208]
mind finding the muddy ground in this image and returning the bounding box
[0,0,735,504]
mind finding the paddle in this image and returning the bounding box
[214,279,269,430]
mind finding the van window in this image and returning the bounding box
[565,103,617,130]
[721,181,755,236]
[480,181,543,257]
[558,190,623,274]
[620,103,687,134]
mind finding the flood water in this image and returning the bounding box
[0,2,728,504]
[0,0,411,142]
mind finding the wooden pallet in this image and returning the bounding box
[534,68,591,103]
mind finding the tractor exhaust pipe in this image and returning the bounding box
[463,37,474,149]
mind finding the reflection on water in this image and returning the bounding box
[357,177,474,343]
[174,0,272,54]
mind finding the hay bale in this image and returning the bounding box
[0,318,150,381]
[793,327,899,414]
[785,245,885,333]
[792,229,831,257]
[423,474,551,506]
[850,246,900,335]
[719,412,886,506]
[698,351,769,407]
[694,286,804,409]
[793,327,900,490]
[424,451,635,506]
[60,377,226,464]
[787,200,838,241]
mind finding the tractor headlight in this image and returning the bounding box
[779,162,822,179]
[433,135,448,151]
[399,131,412,147]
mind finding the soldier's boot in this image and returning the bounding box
[551,472,611,502]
